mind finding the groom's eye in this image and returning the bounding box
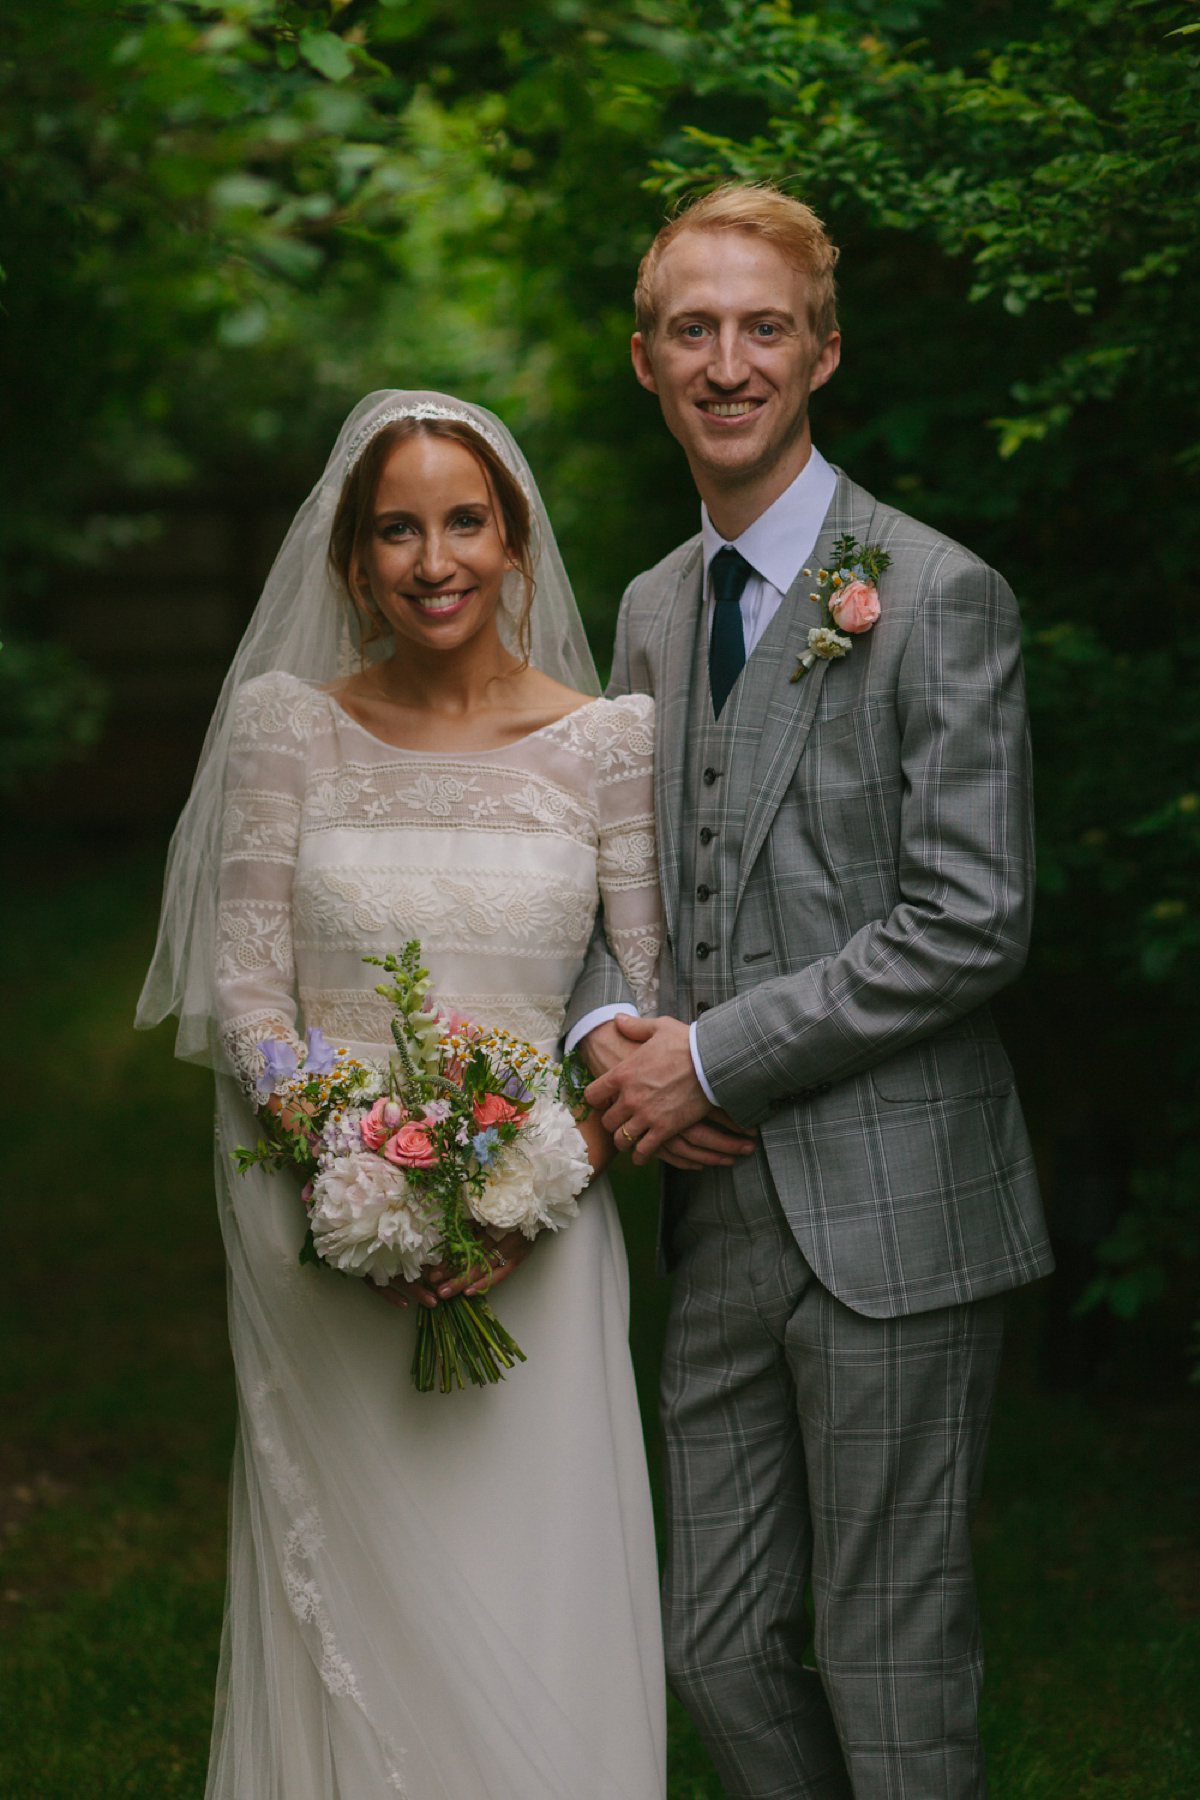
[682,324,708,339]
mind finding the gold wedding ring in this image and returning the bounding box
[618,1122,640,1148]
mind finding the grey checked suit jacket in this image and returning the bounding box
[565,469,1053,1318]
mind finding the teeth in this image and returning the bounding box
[413,592,466,613]
[704,402,761,417]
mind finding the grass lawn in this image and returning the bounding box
[1,851,1196,1798]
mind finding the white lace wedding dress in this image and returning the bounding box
[209,671,666,1800]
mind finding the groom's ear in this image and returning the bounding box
[631,332,659,395]
[809,329,842,395]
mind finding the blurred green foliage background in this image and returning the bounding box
[0,0,1197,1438]
[1,856,1197,1796]
[2,5,1200,1787]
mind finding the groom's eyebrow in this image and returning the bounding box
[664,304,798,331]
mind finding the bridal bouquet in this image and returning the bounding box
[234,943,592,1393]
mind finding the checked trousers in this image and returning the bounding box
[660,1154,1004,1800]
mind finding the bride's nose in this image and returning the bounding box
[412,528,457,586]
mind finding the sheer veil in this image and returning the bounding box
[135,389,599,1063]
[131,398,662,1800]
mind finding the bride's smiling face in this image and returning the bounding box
[352,435,516,654]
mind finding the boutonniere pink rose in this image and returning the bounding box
[791,534,892,680]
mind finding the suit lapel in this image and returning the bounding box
[651,542,704,946]
[733,472,871,914]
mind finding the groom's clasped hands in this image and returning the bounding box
[582,1014,756,1171]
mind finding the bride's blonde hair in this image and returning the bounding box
[328,416,536,663]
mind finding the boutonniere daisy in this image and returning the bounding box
[790,534,892,680]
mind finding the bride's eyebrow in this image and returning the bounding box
[370,496,494,531]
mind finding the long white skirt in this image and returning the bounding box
[207,1077,666,1800]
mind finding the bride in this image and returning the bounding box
[137,391,667,1799]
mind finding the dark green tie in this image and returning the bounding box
[709,545,753,718]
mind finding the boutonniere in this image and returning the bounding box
[790,534,892,680]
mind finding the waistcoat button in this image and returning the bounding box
[696,941,712,960]
[696,884,711,901]
[695,1001,710,1016]
[699,827,714,845]
[703,767,720,786]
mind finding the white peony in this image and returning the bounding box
[309,1151,441,1286]
[468,1095,591,1239]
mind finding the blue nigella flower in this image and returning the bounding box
[471,1127,502,1168]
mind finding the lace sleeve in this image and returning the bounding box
[594,694,662,1017]
[216,672,313,1098]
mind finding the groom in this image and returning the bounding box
[565,183,1053,1800]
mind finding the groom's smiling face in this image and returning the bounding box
[631,228,840,502]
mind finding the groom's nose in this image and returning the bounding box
[706,324,752,390]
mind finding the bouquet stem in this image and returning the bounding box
[412,1294,527,1393]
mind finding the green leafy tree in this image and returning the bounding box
[649,0,1200,1357]
[3,0,1197,1358]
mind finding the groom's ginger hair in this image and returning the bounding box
[634,183,839,345]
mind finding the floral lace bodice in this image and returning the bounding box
[216,671,662,1094]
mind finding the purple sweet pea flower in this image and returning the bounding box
[256,1038,298,1098]
[499,1068,533,1103]
[421,1099,452,1124]
[305,1026,337,1076]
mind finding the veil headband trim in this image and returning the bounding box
[343,403,532,500]
[136,388,599,1064]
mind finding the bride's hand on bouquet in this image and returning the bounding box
[372,1270,441,1312]
[265,1092,317,1142]
[371,1232,534,1312]
[460,1230,532,1298]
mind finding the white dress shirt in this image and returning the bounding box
[566,447,838,1111]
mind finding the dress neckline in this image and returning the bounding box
[322,688,608,759]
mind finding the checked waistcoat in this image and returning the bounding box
[672,578,803,1032]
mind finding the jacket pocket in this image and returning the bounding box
[871,1020,1015,1104]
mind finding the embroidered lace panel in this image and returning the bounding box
[216,671,662,1089]
[294,867,599,958]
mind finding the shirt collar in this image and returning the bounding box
[700,445,838,596]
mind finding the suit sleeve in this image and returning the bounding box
[695,556,1035,1126]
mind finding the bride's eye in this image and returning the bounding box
[451,510,487,531]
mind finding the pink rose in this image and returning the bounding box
[360,1097,407,1151]
[472,1092,521,1131]
[384,1123,438,1169]
[828,578,880,634]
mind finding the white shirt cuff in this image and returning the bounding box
[564,1003,639,1055]
[689,1020,719,1105]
